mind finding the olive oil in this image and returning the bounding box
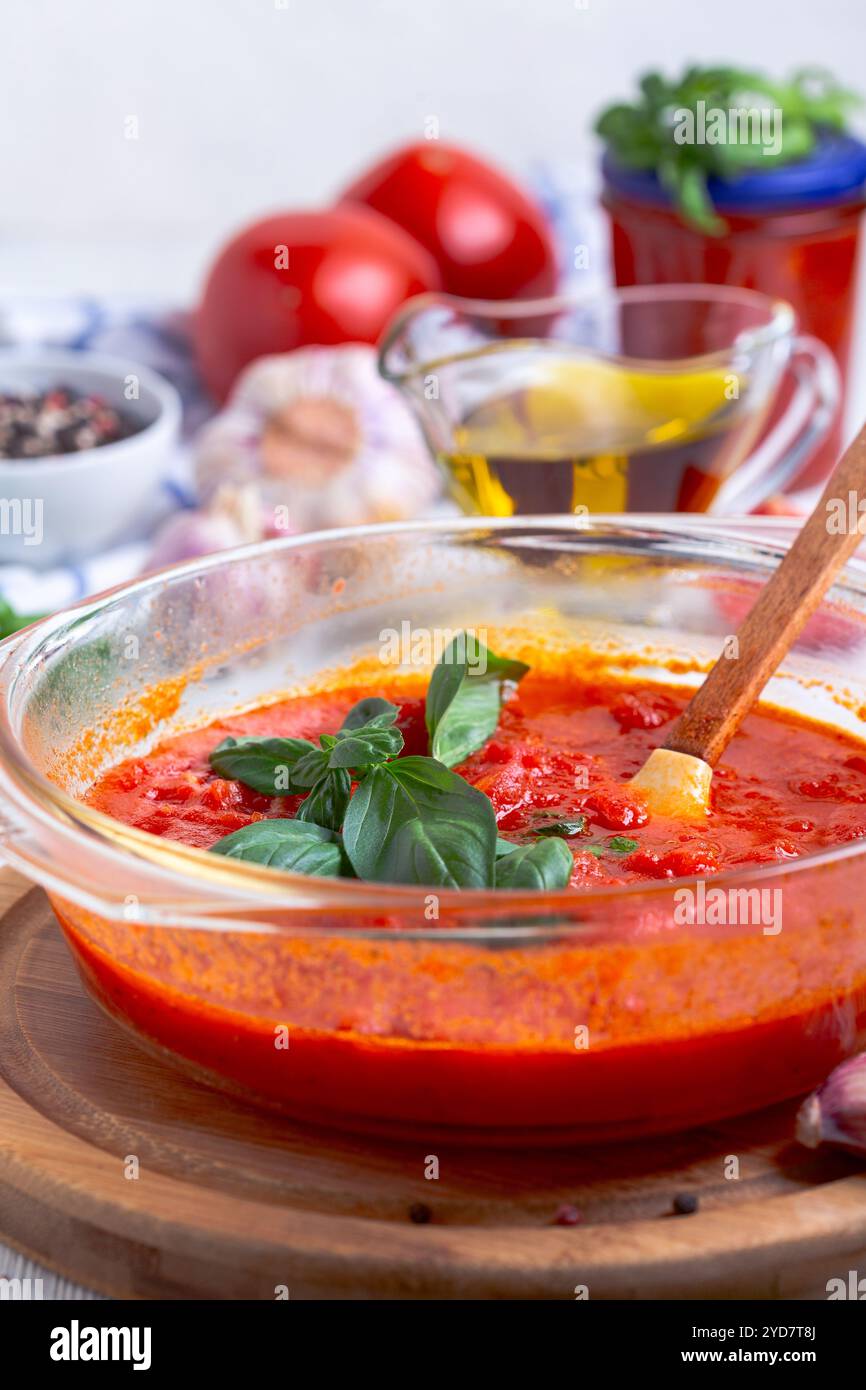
[438,357,766,515]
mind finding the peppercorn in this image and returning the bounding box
[551,1203,582,1226]
[0,387,137,459]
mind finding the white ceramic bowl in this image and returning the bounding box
[0,349,182,567]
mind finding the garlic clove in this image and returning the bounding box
[145,508,246,572]
[143,484,284,573]
[210,483,275,544]
[796,1053,866,1154]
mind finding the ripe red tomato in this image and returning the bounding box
[340,142,558,302]
[194,205,441,401]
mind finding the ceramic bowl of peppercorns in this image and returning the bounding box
[0,350,181,567]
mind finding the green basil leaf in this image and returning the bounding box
[326,722,403,770]
[532,816,587,838]
[495,836,519,858]
[209,735,318,795]
[494,837,573,890]
[209,818,348,876]
[340,697,400,731]
[594,64,859,235]
[0,597,43,638]
[425,632,529,768]
[343,756,497,888]
[291,747,331,788]
[608,836,639,854]
[585,845,605,858]
[674,162,724,235]
[295,769,352,831]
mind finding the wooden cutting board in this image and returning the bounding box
[0,867,864,1300]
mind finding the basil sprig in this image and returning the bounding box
[210,703,404,798]
[343,757,497,889]
[608,835,639,854]
[295,768,352,831]
[209,735,322,794]
[582,835,640,859]
[340,697,400,730]
[595,66,860,233]
[206,635,572,892]
[531,816,588,838]
[425,632,528,768]
[494,837,574,890]
[292,700,403,829]
[325,721,403,769]
[210,819,350,876]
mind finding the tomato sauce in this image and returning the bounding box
[56,669,866,1142]
[84,674,866,883]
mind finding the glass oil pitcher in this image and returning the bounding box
[378,285,838,516]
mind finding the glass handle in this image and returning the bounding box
[709,334,840,515]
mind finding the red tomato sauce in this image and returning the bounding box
[53,670,866,1142]
[84,674,866,882]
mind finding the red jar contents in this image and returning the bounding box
[602,135,866,488]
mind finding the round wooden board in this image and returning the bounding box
[0,869,865,1300]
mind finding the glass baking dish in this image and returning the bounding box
[0,516,865,1146]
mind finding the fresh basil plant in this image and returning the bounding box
[208,635,572,892]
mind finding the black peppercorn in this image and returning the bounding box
[0,387,138,459]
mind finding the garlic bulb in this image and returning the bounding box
[194,345,441,530]
[796,1053,866,1155]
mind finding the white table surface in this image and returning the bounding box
[0,1249,102,1301]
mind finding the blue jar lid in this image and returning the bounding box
[602,131,866,213]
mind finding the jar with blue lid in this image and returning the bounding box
[601,130,866,488]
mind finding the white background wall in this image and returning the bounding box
[2,0,865,301]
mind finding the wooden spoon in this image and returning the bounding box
[631,422,866,818]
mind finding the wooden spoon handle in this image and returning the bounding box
[664,422,866,768]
